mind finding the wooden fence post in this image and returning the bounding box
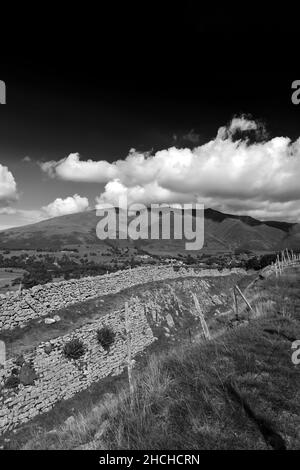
[235,285,253,312]
[232,287,239,319]
[192,293,211,340]
[274,262,278,278]
[125,301,134,401]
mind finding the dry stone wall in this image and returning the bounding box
[0,265,247,434]
[0,268,245,434]
[0,301,154,433]
[0,266,246,331]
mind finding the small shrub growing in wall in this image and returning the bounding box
[63,338,85,360]
[5,375,20,389]
[15,355,25,367]
[96,326,115,350]
[19,363,38,386]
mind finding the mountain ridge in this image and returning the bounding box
[0,208,299,253]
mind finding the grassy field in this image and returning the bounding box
[0,245,125,264]
[0,268,25,293]
[6,267,297,450]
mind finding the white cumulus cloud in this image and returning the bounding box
[0,164,18,203]
[40,153,118,182]
[39,116,300,222]
[42,194,89,217]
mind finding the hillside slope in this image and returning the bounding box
[0,208,298,252]
[15,266,300,450]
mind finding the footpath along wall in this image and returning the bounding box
[0,266,246,331]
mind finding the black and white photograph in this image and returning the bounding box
[0,3,299,458]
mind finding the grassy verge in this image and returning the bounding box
[93,315,299,450]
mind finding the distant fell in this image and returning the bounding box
[0,208,298,253]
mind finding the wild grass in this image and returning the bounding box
[99,317,299,450]
[22,322,300,449]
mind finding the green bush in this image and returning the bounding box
[63,338,85,360]
[96,326,115,350]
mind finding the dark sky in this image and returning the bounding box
[0,4,300,227]
[1,4,299,157]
